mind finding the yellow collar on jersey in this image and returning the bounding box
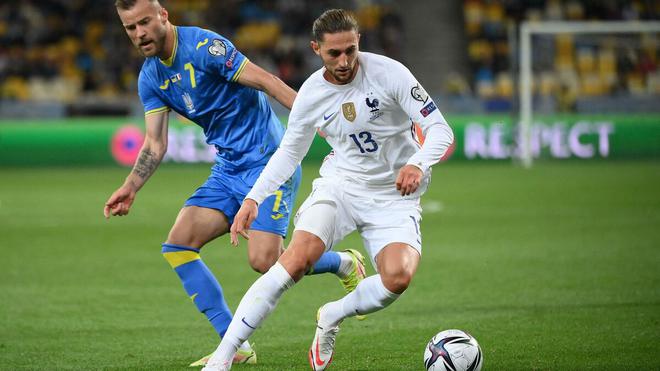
[160,25,178,67]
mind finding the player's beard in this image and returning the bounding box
[135,31,165,57]
[329,62,358,84]
[136,38,159,57]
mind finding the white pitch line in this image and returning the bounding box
[422,200,444,214]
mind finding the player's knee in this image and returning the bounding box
[381,270,414,294]
[295,233,326,274]
[279,247,316,281]
[166,232,190,247]
[285,254,311,280]
[249,255,277,274]
[166,230,203,249]
[247,236,283,274]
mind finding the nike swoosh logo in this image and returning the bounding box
[314,335,325,367]
[241,317,257,329]
[190,293,198,301]
[323,111,338,121]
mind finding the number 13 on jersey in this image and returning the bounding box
[349,131,379,153]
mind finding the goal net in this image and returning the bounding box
[518,21,660,166]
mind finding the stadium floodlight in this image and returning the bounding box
[518,21,660,168]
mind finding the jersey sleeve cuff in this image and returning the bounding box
[230,58,249,82]
[245,190,266,206]
[406,159,428,174]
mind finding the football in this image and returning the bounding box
[423,329,483,371]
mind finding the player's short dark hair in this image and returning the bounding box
[115,0,160,10]
[312,9,359,42]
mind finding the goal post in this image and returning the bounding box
[518,21,660,167]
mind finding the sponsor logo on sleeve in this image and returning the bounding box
[411,83,429,104]
[420,101,437,118]
[208,39,226,56]
[225,49,238,68]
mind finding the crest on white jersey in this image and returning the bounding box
[365,94,383,120]
[342,102,356,122]
[411,83,429,104]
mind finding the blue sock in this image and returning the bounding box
[162,243,232,338]
[307,251,341,275]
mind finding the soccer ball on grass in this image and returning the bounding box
[423,329,483,371]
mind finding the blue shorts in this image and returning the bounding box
[184,164,302,237]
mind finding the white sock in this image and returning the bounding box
[319,274,399,328]
[209,262,294,365]
[336,251,355,278]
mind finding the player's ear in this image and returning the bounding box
[310,40,321,56]
[159,6,168,24]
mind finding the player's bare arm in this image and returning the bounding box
[236,61,297,110]
[104,111,169,218]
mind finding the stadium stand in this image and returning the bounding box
[0,0,403,106]
[0,0,657,115]
[462,0,659,111]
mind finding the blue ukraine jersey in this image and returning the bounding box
[137,26,285,170]
[137,26,299,236]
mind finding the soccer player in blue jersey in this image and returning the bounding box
[103,0,366,366]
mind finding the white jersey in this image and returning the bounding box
[247,52,454,203]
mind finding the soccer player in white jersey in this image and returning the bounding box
[105,1,365,367]
[202,9,454,371]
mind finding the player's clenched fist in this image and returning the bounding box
[230,198,259,246]
[103,184,137,219]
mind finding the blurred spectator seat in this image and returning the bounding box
[235,22,281,50]
[461,0,659,112]
[0,0,405,110]
[0,100,66,118]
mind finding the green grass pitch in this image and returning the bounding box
[1,161,659,370]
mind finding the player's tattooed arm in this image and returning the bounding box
[103,112,168,218]
[124,110,169,190]
[133,148,159,179]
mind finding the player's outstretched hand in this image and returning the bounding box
[103,184,137,219]
[230,198,259,246]
[395,165,423,196]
